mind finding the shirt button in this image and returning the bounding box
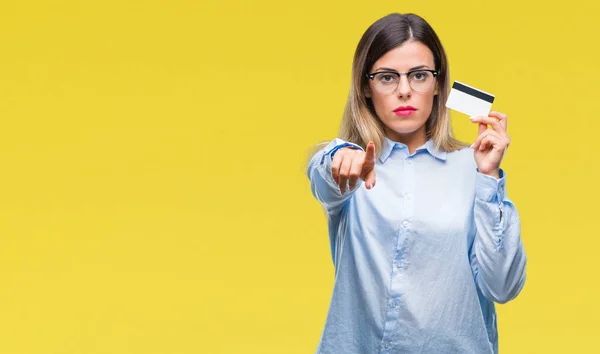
[395,261,402,269]
[405,193,412,200]
[402,220,409,228]
[406,159,412,164]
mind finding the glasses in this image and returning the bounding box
[366,69,439,94]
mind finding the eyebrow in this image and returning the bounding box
[373,65,431,72]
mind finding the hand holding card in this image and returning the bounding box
[445,81,510,178]
[469,111,511,179]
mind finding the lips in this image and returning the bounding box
[393,106,417,116]
[393,106,417,112]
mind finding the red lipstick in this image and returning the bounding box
[393,106,417,116]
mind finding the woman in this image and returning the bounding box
[306,13,527,354]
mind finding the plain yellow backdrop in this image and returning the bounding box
[0,0,598,353]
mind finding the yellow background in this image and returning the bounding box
[0,0,598,353]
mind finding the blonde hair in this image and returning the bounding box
[312,13,467,162]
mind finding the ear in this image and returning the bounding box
[364,86,372,98]
[433,81,439,96]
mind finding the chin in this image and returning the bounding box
[386,123,424,136]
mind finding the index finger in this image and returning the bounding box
[478,123,487,135]
[489,111,508,131]
[364,141,376,163]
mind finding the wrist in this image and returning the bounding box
[479,169,500,179]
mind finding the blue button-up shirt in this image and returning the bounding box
[306,137,527,353]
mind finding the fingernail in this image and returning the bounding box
[469,116,475,121]
[470,143,474,148]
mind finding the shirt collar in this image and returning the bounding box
[378,137,447,163]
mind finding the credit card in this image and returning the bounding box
[445,81,495,117]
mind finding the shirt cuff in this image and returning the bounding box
[319,138,364,165]
[475,169,506,203]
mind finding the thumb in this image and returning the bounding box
[364,168,376,189]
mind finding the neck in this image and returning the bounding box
[384,127,427,154]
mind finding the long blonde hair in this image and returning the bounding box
[335,13,467,157]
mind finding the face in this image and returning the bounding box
[366,40,438,143]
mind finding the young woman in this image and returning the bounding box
[306,13,527,354]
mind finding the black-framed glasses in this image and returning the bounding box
[366,69,439,94]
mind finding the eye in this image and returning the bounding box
[375,72,399,84]
[411,71,430,81]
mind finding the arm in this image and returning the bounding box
[469,170,527,304]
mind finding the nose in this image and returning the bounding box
[396,75,412,98]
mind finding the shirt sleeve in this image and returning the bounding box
[469,169,527,304]
[306,138,364,215]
